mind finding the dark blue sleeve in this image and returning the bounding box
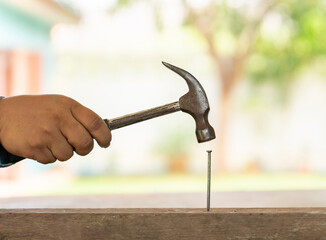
[0,145,14,167]
[0,145,24,167]
[0,145,25,168]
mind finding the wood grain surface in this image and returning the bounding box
[1,208,326,240]
[2,191,326,239]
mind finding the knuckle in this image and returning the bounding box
[89,117,103,132]
[44,100,70,121]
[40,110,61,124]
[40,125,53,139]
[57,150,73,162]
[80,148,93,156]
[78,138,94,155]
[36,155,56,164]
[54,94,71,105]
[69,133,94,156]
[45,158,57,164]
[49,110,62,122]
[29,128,54,149]
[28,139,44,149]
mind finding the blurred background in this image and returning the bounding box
[1,0,326,198]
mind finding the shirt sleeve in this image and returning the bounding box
[0,145,14,168]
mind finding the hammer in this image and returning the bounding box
[1,62,215,166]
[105,62,215,142]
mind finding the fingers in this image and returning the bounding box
[32,147,56,164]
[30,103,110,164]
[60,117,94,156]
[48,131,74,161]
[71,103,111,148]
[25,132,73,164]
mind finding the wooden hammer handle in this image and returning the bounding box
[104,101,180,130]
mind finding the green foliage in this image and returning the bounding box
[248,0,326,89]
[219,2,247,37]
[108,0,136,14]
[109,0,326,98]
[116,0,132,6]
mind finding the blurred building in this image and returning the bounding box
[0,0,79,179]
[0,0,78,97]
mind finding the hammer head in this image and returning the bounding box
[162,62,216,143]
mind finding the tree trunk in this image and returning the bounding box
[214,56,244,172]
[216,90,231,172]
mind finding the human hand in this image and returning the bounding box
[0,95,111,164]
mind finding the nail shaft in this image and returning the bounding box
[207,150,212,211]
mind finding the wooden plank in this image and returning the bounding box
[1,208,326,239]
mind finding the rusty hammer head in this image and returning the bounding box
[162,62,216,143]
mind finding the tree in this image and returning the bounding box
[180,0,279,171]
[112,0,326,172]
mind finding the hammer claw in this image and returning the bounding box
[162,62,216,143]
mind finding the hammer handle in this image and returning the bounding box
[104,101,180,130]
